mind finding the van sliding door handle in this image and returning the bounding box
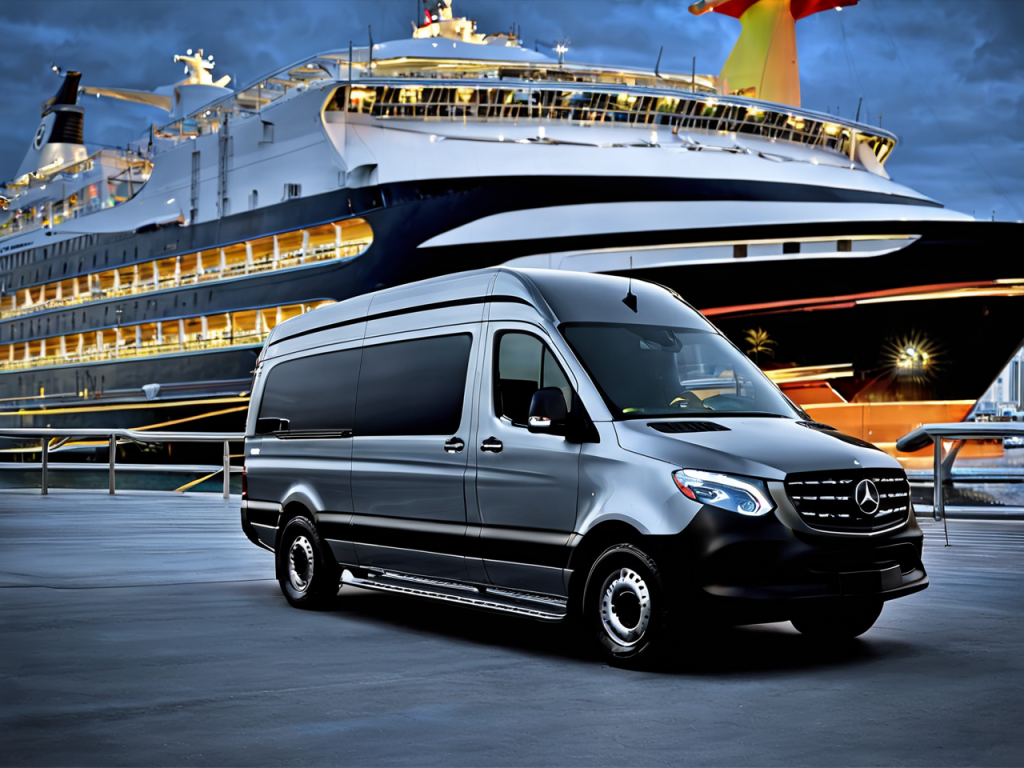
[480,437,503,453]
[444,437,465,453]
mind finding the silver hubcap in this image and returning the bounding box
[288,535,315,593]
[599,567,652,647]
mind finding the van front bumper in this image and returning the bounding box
[663,504,929,625]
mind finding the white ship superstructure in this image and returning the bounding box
[0,0,1019,447]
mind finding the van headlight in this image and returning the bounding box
[672,469,774,516]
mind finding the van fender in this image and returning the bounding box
[577,440,701,539]
[275,484,332,579]
[279,484,326,525]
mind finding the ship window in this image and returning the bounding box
[284,183,301,200]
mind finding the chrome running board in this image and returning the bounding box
[340,569,567,621]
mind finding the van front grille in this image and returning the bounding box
[785,469,910,533]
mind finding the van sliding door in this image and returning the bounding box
[350,329,479,580]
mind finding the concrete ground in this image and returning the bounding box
[1,489,1022,767]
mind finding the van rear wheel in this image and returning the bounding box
[583,544,668,668]
[277,516,339,609]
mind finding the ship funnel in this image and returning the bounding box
[14,70,89,179]
[690,0,857,107]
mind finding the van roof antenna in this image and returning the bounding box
[623,256,638,312]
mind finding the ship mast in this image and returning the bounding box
[689,0,857,107]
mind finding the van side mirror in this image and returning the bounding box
[256,417,290,435]
[528,388,568,433]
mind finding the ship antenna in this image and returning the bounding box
[655,46,664,79]
[623,256,638,313]
[855,96,863,122]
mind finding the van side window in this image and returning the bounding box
[258,348,361,432]
[355,334,472,436]
[495,332,572,426]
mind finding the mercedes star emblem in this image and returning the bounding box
[855,479,881,516]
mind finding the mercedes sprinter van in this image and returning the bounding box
[241,268,928,666]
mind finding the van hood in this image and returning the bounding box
[613,418,901,481]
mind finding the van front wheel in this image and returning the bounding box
[583,544,668,668]
[277,516,338,609]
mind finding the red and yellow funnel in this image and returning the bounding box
[689,0,858,106]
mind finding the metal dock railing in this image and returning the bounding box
[0,428,245,498]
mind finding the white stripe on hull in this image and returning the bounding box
[503,237,918,273]
[418,200,973,250]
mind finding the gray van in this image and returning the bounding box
[241,268,928,666]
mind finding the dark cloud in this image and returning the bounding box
[2,0,1022,219]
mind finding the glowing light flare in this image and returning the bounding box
[883,332,942,382]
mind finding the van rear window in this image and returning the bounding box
[355,334,472,436]
[258,348,361,432]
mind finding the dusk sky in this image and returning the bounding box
[2,0,1022,221]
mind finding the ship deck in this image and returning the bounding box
[1,490,1023,765]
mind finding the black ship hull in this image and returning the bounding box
[1,179,1021,440]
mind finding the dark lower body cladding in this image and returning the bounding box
[661,506,928,626]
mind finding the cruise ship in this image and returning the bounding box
[1,0,1020,458]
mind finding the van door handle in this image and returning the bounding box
[444,437,465,453]
[480,437,503,453]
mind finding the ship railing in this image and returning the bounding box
[0,150,152,240]
[0,330,268,373]
[0,428,245,499]
[0,240,369,321]
[343,80,896,163]
[896,422,1024,546]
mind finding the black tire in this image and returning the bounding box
[791,598,883,640]
[582,544,669,668]
[277,515,339,609]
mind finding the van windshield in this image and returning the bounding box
[561,323,800,420]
